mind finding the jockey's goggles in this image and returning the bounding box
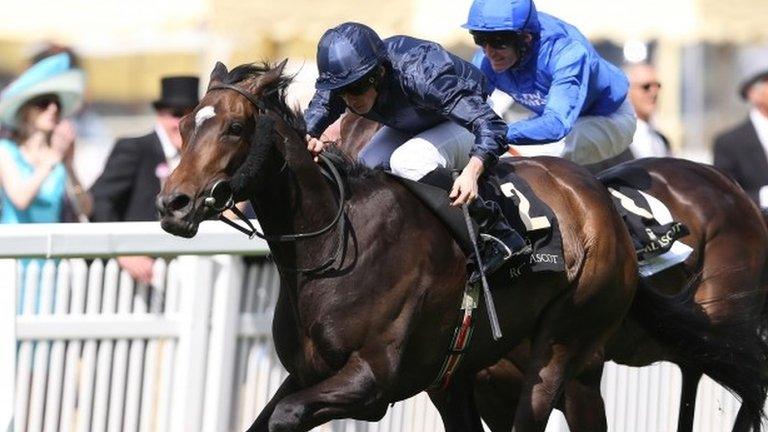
[338,70,379,96]
[471,31,518,50]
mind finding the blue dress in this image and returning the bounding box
[0,138,66,224]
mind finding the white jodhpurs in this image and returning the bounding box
[358,121,474,181]
[561,97,637,166]
[496,95,636,167]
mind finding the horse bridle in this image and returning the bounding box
[201,83,348,273]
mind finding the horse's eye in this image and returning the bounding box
[228,122,243,136]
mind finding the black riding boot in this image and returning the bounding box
[418,168,531,281]
[467,197,531,282]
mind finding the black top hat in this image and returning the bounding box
[740,69,768,100]
[152,76,199,110]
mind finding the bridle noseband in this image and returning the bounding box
[201,83,348,273]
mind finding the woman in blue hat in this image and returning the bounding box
[0,53,90,224]
[463,0,637,173]
[304,21,531,277]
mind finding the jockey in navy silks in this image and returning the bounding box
[304,22,531,277]
[464,0,637,172]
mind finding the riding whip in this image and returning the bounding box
[452,172,503,341]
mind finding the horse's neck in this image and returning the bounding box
[251,141,339,261]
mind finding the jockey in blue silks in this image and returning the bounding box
[304,22,531,277]
[464,0,637,172]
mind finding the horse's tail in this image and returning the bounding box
[632,275,768,431]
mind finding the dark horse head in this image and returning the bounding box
[156,60,303,237]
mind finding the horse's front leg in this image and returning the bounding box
[245,375,300,432]
[266,353,387,432]
[428,375,485,432]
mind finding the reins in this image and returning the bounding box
[204,83,348,274]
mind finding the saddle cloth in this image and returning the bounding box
[598,166,693,277]
[480,163,565,280]
[394,163,566,283]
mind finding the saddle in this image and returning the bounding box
[598,164,692,271]
[392,163,565,282]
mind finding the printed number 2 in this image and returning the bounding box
[500,182,551,232]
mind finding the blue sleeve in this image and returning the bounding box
[416,57,507,168]
[303,90,346,138]
[506,42,589,145]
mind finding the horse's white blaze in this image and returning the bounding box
[195,106,216,130]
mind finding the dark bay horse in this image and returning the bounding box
[474,158,768,432]
[156,61,640,432]
[155,61,761,431]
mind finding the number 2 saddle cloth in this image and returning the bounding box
[394,162,566,287]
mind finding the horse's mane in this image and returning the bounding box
[224,62,307,137]
[226,61,380,183]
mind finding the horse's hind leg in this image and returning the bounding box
[514,282,627,432]
[676,367,701,432]
[562,355,607,432]
[264,354,386,432]
[429,375,485,432]
[511,334,573,432]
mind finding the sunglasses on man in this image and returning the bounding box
[471,31,517,50]
[635,81,662,92]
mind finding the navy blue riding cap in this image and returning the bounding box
[315,22,388,91]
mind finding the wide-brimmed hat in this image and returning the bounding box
[152,76,199,110]
[0,53,84,128]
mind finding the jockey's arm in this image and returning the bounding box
[422,73,508,171]
[506,43,589,146]
[304,89,346,139]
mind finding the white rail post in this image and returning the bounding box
[0,259,16,432]
[171,256,215,432]
[203,255,245,432]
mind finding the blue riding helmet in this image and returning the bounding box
[462,0,541,34]
[315,22,388,91]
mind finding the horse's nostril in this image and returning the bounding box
[166,193,191,212]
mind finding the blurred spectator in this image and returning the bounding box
[89,76,199,283]
[0,53,91,224]
[713,64,768,208]
[625,63,671,158]
[29,43,114,189]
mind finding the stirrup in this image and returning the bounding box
[468,234,518,285]
[481,233,513,260]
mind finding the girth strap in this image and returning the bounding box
[429,282,480,390]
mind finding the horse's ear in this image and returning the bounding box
[273,58,289,76]
[208,61,228,89]
[250,59,289,95]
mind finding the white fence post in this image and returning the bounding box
[171,256,215,432]
[203,256,245,432]
[0,259,16,432]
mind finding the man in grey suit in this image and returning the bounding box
[713,66,768,209]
